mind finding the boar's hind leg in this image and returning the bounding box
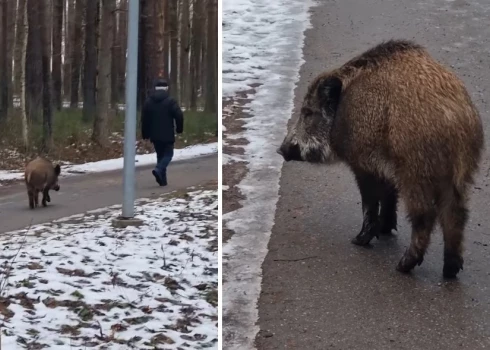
[379,181,398,235]
[438,185,468,278]
[28,191,35,209]
[42,188,50,207]
[351,171,382,246]
[34,190,40,208]
[397,184,437,273]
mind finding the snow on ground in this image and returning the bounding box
[0,190,218,349]
[0,142,217,183]
[222,0,313,349]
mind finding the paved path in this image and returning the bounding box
[257,1,490,349]
[0,154,217,233]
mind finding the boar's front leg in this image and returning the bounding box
[351,171,381,246]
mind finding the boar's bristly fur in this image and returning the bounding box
[24,157,61,209]
[278,39,484,278]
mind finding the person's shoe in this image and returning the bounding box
[152,169,163,186]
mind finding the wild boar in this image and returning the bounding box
[24,156,61,209]
[278,40,484,278]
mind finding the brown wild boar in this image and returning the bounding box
[24,157,61,209]
[278,40,484,278]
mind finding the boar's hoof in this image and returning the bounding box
[351,224,379,246]
[443,253,463,279]
[351,229,378,246]
[396,249,424,273]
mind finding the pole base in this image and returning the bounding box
[112,216,144,229]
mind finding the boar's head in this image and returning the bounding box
[52,164,61,191]
[278,75,342,164]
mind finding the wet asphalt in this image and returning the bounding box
[256,0,490,349]
[0,155,217,233]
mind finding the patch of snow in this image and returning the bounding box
[0,142,217,182]
[222,0,314,349]
[0,190,218,349]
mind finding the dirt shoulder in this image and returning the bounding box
[222,85,261,243]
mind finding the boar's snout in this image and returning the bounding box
[53,184,60,191]
[278,141,302,162]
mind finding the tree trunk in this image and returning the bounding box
[82,0,98,122]
[204,0,217,113]
[169,0,178,100]
[52,0,63,110]
[93,0,114,145]
[154,0,164,77]
[26,0,43,121]
[40,0,53,151]
[70,0,83,108]
[117,0,127,101]
[20,0,28,150]
[110,0,118,106]
[200,9,206,101]
[6,0,15,109]
[162,0,169,80]
[189,0,202,111]
[137,0,147,108]
[0,0,8,120]
[179,0,190,108]
[63,0,75,100]
[14,0,27,98]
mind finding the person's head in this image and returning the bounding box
[154,79,169,92]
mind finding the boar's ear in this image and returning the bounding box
[54,164,61,176]
[317,76,342,113]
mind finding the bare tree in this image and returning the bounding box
[162,0,169,80]
[179,0,190,107]
[117,0,127,100]
[189,0,203,111]
[82,0,98,122]
[14,0,27,98]
[93,0,114,145]
[26,0,43,121]
[20,0,28,150]
[110,0,119,106]
[0,0,8,120]
[169,0,178,100]
[40,0,53,151]
[63,0,75,99]
[52,0,63,110]
[70,0,83,108]
[6,0,14,108]
[204,0,217,113]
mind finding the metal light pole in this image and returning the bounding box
[121,0,139,219]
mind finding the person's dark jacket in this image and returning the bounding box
[141,89,184,143]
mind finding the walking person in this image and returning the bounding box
[141,79,184,186]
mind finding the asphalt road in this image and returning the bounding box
[256,1,490,349]
[0,154,217,233]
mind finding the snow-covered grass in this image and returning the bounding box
[0,189,218,349]
[0,142,218,183]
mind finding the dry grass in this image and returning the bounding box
[0,108,217,171]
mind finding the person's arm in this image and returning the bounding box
[141,101,150,140]
[172,99,184,134]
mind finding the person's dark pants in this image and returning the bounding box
[152,140,174,185]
